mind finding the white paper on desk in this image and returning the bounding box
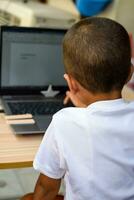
[5,114,33,120]
[6,119,35,125]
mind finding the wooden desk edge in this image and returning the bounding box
[0,161,33,169]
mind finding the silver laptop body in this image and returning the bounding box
[0,26,68,134]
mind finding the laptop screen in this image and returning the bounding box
[0,26,67,92]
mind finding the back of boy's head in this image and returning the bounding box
[63,17,131,93]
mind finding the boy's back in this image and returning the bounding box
[34,99,134,199]
[22,17,134,200]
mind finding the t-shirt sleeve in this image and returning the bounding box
[33,117,66,179]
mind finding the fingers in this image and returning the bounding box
[63,91,86,107]
[63,74,87,107]
[63,93,70,105]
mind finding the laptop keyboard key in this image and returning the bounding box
[7,101,66,115]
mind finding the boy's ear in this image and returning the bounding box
[126,64,134,83]
[64,74,79,93]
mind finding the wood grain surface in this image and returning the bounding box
[0,114,43,169]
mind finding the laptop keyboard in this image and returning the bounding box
[7,101,66,115]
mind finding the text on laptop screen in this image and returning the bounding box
[1,27,66,88]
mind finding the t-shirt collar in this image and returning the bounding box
[87,98,125,110]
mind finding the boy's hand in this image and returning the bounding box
[64,91,87,107]
[63,74,87,107]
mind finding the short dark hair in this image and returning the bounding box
[63,17,131,93]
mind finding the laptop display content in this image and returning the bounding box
[0,26,68,134]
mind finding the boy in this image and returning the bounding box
[22,17,134,200]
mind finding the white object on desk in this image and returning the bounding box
[6,118,35,125]
[5,113,35,125]
[5,114,33,120]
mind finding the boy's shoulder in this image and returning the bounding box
[53,99,134,121]
[53,107,86,120]
[50,107,89,140]
[52,100,134,130]
[52,107,88,128]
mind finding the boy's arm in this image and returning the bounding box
[33,118,65,200]
[33,173,61,200]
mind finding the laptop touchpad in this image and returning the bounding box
[34,115,52,132]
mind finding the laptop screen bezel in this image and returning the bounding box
[0,26,67,95]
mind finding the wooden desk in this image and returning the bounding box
[0,113,43,169]
[0,85,133,170]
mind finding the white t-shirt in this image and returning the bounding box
[33,99,134,200]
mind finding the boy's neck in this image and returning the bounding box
[82,89,122,106]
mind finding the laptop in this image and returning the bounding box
[0,26,68,134]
